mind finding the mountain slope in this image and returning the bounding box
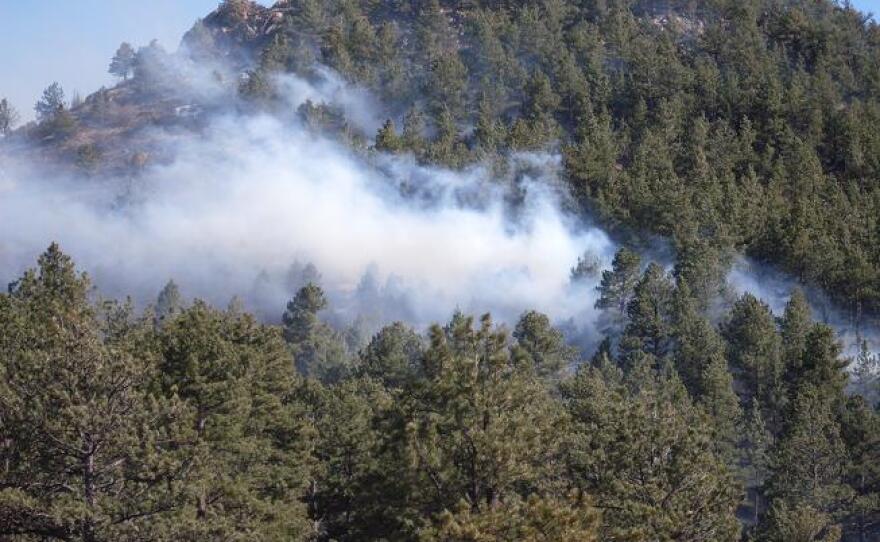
[4,0,880,325]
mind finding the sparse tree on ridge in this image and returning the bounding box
[109,42,136,80]
[34,82,65,122]
[0,98,19,136]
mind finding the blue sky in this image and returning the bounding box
[0,1,229,121]
[0,0,878,122]
[854,0,880,15]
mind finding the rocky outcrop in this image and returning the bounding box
[181,0,291,67]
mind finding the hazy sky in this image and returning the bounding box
[0,1,226,121]
[854,0,880,14]
[0,0,878,122]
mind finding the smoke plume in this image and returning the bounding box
[2,55,877,363]
[0,68,617,344]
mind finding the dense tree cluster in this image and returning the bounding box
[8,0,880,328]
[4,1,880,539]
[228,0,880,327]
[1,245,877,540]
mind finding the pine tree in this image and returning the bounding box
[307,377,403,540]
[522,69,561,122]
[761,501,843,542]
[426,54,468,118]
[374,119,402,153]
[155,301,315,539]
[402,106,426,154]
[564,107,620,211]
[570,250,602,283]
[399,314,567,526]
[132,40,170,91]
[851,340,878,407]
[562,365,742,541]
[839,396,880,541]
[473,89,504,153]
[426,105,467,167]
[240,67,275,101]
[723,293,785,429]
[155,279,183,326]
[595,247,641,332]
[780,288,812,385]
[358,321,424,388]
[743,398,774,529]
[589,336,615,371]
[283,282,326,346]
[763,385,852,535]
[376,21,407,101]
[0,245,191,540]
[421,493,601,541]
[619,262,675,365]
[108,42,136,80]
[415,0,455,62]
[512,310,578,382]
[34,82,65,122]
[671,279,726,396]
[282,283,348,382]
[259,33,292,73]
[0,98,19,136]
[698,354,742,464]
[289,0,327,36]
[797,324,848,401]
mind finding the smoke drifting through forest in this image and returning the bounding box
[728,258,880,358]
[0,63,876,358]
[0,69,618,343]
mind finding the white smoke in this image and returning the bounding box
[4,54,876,363]
[276,67,385,135]
[727,257,880,359]
[0,69,616,343]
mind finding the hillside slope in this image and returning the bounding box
[4,0,880,329]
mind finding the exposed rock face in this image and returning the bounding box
[181,0,291,67]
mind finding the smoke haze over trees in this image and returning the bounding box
[1,0,880,540]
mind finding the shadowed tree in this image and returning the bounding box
[155,301,315,539]
[595,247,641,333]
[779,288,812,386]
[0,245,192,541]
[512,310,579,382]
[562,364,742,541]
[283,283,348,382]
[619,262,675,366]
[155,279,183,326]
[762,385,852,540]
[723,293,785,429]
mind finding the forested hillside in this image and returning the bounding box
[186,0,880,327]
[1,0,880,541]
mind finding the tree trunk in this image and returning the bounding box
[82,435,97,542]
[197,491,208,520]
[753,491,759,526]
